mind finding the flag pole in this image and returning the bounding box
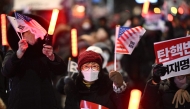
[13,11,24,39]
[114,25,120,71]
[67,57,71,76]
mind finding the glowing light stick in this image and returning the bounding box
[142,0,150,16]
[71,28,78,57]
[48,9,59,35]
[1,14,8,46]
[46,9,59,45]
[128,89,142,109]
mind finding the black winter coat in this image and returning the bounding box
[2,41,67,109]
[3,13,68,109]
[56,72,126,109]
[140,79,190,109]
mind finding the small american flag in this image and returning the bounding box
[7,16,20,32]
[115,26,130,54]
[14,12,47,40]
[115,26,146,54]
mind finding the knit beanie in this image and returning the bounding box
[78,51,102,70]
[86,46,103,55]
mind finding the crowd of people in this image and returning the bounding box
[0,8,190,109]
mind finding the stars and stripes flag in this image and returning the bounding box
[7,16,20,32]
[7,16,23,39]
[115,26,146,54]
[14,12,47,40]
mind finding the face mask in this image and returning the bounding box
[81,68,99,82]
[174,76,188,89]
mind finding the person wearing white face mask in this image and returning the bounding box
[140,64,190,109]
[56,50,128,109]
[81,62,100,82]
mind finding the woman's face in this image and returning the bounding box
[22,30,36,45]
[81,62,100,71]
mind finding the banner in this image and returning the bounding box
[80,100,108,109]
[13,0,62,10]
[154,36,190,80]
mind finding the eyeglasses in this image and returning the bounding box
[81,62,100,71]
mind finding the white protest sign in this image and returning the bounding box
[154,36,190,80]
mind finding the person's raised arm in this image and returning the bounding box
[140,63,167,109]
[109,70,127,93]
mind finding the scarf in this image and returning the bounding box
[172,76,190,108]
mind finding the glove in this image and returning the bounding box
[152,63,167,83]
[109,71,123,87]
[45,34,52,45]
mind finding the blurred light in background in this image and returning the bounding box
[1,14,8,46]
[133,6,142,15]
[154,7,161,13]
[128,89,142,109]
[76,5,85,13]
[72,4,85,18]
[171,6,177,15]
[136,0,158,4]
[71,28,78,57]
[167,14,173,21]
[141,0,150,17]
[92,0,101,3]
[178,7,184,14]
